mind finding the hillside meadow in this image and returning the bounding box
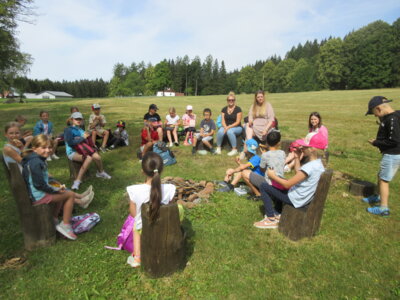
[0,89,399,299]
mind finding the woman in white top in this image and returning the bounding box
[126,152,176,268]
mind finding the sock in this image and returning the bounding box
[380,206,388,210]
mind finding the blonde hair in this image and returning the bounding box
[251,90,267,118]
[15,115,27,122]
[22,134,52,157]
[226,91,236,101]
[4,122,20,133]
[169,107,176,114]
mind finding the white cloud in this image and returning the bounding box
[16,0,400,81]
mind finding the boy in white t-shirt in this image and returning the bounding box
[165,107,180,147]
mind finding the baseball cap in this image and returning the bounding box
[365,96,392,115]
[149,104,158,110]
[116,120,125,127]
[186,105,193,110]
[295,133,327,150]
[71,112,83,119]
[92,103,101,110]
[246,138,259,154]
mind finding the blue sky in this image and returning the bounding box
[17,0,400,81]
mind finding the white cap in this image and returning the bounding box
[71,112,83,119]
[186,105,193,110]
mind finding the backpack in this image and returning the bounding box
[104,215,135,253]
[71,212,100,234]
[216,115,222,128]
[153,141,177,166]
[74,138,96,158]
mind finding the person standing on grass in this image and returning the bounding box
[254,133,326,229]
[215,91,243,156]
[363,96,400,217]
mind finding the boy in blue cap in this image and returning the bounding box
[218,139,264,192]
[364,96,400,216]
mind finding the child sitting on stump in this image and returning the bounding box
[192,108,216,155]
[254,133,326,229]
[363,96,400,216]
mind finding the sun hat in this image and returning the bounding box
[246,138,259,154]
[295,133,327,150]
[365,96,392,115]
[186,105,193,110]
[71,112,83,119]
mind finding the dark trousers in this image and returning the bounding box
[260,182,294,217]
[107,137,126,148]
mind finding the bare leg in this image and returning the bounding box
[133,230,141,257]
[91,152,104,172]
[231,172,242,186]
[202,139,212,150]
[167,130,172,144]
[101,130,109,148]
[73,154,93,182]
[242,170,260,196]
[91,131,97,145]
[172,127,178,143]
[142,142,154,156]
[379,179,389,207]
[157,127,163,141]
[51,191,75,224]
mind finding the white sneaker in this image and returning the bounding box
[227,149,238,156]
[46,156,52,162]
[197,150,208,155]
[71,180,81,190]
[127,255,141,268]
[52,154,60,160]
[81,185,93,197]
[214,147,221,155]
[284,165,291,173]
[80,191,94,209]
[239,151,246,160]
[96,171,111,179]
[169,142,173,147]
[56,222,77,240]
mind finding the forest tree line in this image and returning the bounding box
[13,18,400,98]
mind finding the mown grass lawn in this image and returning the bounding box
[0,89,399,299]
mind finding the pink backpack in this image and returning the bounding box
[71,212,100,234]
[104,215,134,253]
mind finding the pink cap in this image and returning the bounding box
[295,133,327,150]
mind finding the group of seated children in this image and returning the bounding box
[140,103,218,157]
[218,112,329,229]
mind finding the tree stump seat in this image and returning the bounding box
[1,156,56,250]
[221,134,244,151]
[278,169,333,241]
[141,202,186,278]
[349,180,376,197]
[195,138,214,151]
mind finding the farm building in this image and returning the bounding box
[156,88,184,97]
[24,91,73,99]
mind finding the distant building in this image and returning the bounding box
[156,88,184,97]
[24,91,73,99]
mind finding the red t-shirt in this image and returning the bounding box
[141,128,159,145]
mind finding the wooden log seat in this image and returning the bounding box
[195,138,214,151]
[221,133,244,151]
[141,202,186,278]
[1,156,56,250]
[278,169,333,241]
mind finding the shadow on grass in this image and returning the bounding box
[182,217,195,267]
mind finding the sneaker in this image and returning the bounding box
[192,147,196,155]
[227,149,238,156]
[198,150,208,155]
[210,148,216,154]
[96,171,111,179]
[247,194,261,201]
[108,145,115,150]
[52,154,60,160]
[80,191,94,209]
[99,147,107,153]
[71,180,81,190]
[81,185,93,197]
[174,142,179,147]
[362,194,380,204]
[366,206,390,216]
[183,141,190,146]
[214,147,221,155]
[234,187,248,196]
[46,156,52,162]
[56,222,77,240]
[127,255,141,268]
[253,217,279,229]
[217,183,234,192]
[169,142,174,147]
[284,165,291,173]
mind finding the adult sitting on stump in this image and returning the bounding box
[215,91,243,156]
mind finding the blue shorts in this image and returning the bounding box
[379,154,400,182]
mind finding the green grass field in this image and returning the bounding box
[0,89,399,299]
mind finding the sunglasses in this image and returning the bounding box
[227,99,235,102]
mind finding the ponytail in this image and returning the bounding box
[141,152,164,224]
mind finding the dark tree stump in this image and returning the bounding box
[278,169,333,241]
[221,133,244,151]
[280,139,293,154]
[68,159,89,180]
[196,138,214,151]
[141,203,185,278]
[1,157,56,250]
[349,180,376,197]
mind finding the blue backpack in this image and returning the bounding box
[153,141,177,166]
